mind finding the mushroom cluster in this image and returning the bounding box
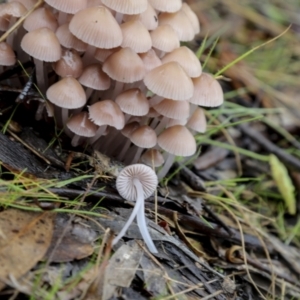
[0,0,224,178]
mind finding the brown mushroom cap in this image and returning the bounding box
[143,62,193,101]
[148,0,182,13]
[69,6,122,49]
[123,3,158,31]
[120,20,152,53]
[181,3,200,34]
[0,2,27,18]
[161,46,202,78]
[46,77,86,109]
[116,164,158,201]
[8,0,35,10]
[139,49,162,73]
[52,49,83,78]
[23,7,58,32]
[45,0,87,14]
[56,23,87,52]
[150,24,180,53]
[67,112,98,137]
[158,125,196,156]
[130,125,157,148]
[153,98,189,120]
[115,88,149,116]
[78,64,111,90]
[88,100,125,129]
[187,107,206,133]
[102,47,145,83]
[158,10,194,41]
[189,73,224,107]
[0,42,16,66]
[141,149,164,167]
[21,27,61,62]
[94,47,120,63]
[166,117,187,128]
[121,121,140,138]
[101,0,148,14]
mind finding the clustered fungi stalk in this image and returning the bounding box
[0,0,224,178]
[1,0,225,251]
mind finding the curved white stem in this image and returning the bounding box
[89,125,107,145]
[157,153,175,180]
[112,179,158,253]
[135,179,158,253]
[112,186,143,246]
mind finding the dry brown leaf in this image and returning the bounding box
[45,220,94,263]
[102,242,143,300]
[45,236,94,262]
[0,208,54,290]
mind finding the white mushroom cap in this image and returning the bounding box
[189,73,224,107]
[116,164,158,201]
[150,25,180,53]
[161,46,202,78]
[23,7,58,32]
[103,47,145,83]
[101,0,148,15]
[187,107,206,133]
[46,77,86,109]
[55,23,87,52]
[144,62,193,101]
[148,0,182,13]
[181,3,200,34]
[130,125,157,148]
[141,149,164,167]
[45,0,87,14]
[21,27,61,62]
[69,6,122,49]
[115,88,149,116]
[78,63,111,90]
[0,42,16,66]
[139,49,162,73]
[88,100,125,129]
[120,20,152,53]
[67,111,98,137]
[153,98,189,120]
[52,49,83,78]
[158,125,196,156]
[158,10,195,42]
[123,3,158,31]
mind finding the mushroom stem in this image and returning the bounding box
[58,12,68,25]
[118,138,131,161]
[157,153,175,180]
[112,81,124,99]
[89,125,107,144]
[112,178,158,253]
[82,45,97,66]
[34,58,47,94]
[115,12,123,24]
[34,59,48,120]
[62,108,69,125]
[154,116,169,135]
[71,135,84,147]
[135,179,158,253]
[85,87,94,100]
[112,182,143,246]
[131,147,144,164]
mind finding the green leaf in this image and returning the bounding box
[269,154,296,215]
